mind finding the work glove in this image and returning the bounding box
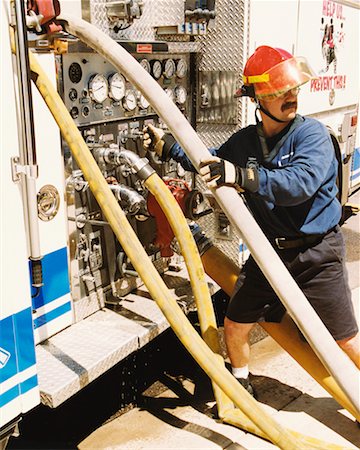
[142,124,176,161]
[199,156,259,193]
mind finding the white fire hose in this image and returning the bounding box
[60,14,359,416]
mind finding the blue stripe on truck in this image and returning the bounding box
[31,247,70,310]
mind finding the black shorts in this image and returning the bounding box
[226,227,358,341]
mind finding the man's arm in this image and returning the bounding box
[257,121,335,206]
[143,124,218,172]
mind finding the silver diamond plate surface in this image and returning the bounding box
[193,0,246,263]
[36,309,139,407]
[36,268,217,407]
[73,288,105,323]
[196,0,245,147]
[196,0,245,72]
[90,0,185,41]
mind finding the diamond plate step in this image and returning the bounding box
[36,270,218,408]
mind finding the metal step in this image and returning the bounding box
[36,269,218,408]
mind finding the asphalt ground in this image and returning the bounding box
[8,190,360,450]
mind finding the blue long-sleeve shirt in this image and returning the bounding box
[168,115,341,238]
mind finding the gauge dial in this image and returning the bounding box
[68,62,82,84]
[163,59,176,79]
[151,60,162,80]
[139,58,151,73]
[174,85,187,105]
[122,90,137,111]
[89,74,108,104]
[164,87,175,102]
[68,88,78,102]
[70,106,79,119]
[176,58,188,78]
[82,106,90,117]
[138,93,150,110]
[108,72,126,101]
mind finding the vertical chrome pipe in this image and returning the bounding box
[12,0,41,260]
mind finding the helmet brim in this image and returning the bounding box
[236,57,318,99]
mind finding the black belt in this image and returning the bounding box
[273,226,338,250]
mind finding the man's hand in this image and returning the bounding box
[199,157,259,193]
[199,157,242,190]
[142,124,175,160]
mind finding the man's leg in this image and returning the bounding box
[224,317,255,367]
[337,333,360,369]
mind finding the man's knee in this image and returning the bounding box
[336,333,360,368]
[337,333,359,351]
[224,317,254,338]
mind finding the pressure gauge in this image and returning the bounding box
[122,89,137,111]
[138,93,150,110]
[108,72,126,101]
[139,58,151,73]
[89,74,108,104]
[163,59,176,79]
[174,85,187,105]
[164,87,175,102]
[151,60,162,80]
[68,88,78,102]
[176,58,188,78]
[68,62,82,84]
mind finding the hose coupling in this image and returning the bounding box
[108,184,147,216]
[117,148,155,180]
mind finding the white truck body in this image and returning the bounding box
[1,0,359,444]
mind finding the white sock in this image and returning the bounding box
[232,365,249,379]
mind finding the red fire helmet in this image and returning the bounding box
[236,46,318,99]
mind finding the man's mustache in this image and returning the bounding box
[282,101,297,111]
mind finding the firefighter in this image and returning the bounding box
[143,46,359,395]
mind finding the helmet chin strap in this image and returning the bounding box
[255,101,288,124]
[254,101,287,159]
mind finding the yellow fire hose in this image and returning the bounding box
[21,38,302,450]
[201,245,360,423]
[11,28,354,450]
[144,175,234,416]
[60,13,359,415]
[142,178,359,448]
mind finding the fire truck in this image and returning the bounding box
[1,0,359,447]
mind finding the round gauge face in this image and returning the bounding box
[70,106,79,119]
[175,85,187,105]
[89,74,108,104]
[163,59,176,79]
[123,90,137,111]
[138,93,150,110]
[151,60,162,80]
[68,62,82,84]
[164,87,175,102]
[176,58,188,78]
[139,58,151,73]
[108,72,126,101]
[82,106,90,117]
[68,88,78,102]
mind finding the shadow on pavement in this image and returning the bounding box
[139,372,360,448]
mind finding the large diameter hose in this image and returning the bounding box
[201,245,360,422]
[142,176,358,449]
[59,14,359,414]
[23,38,304,450]
[144,174,234,415]
[23,32,356,450]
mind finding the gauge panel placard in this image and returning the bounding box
[61,52,191,126]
